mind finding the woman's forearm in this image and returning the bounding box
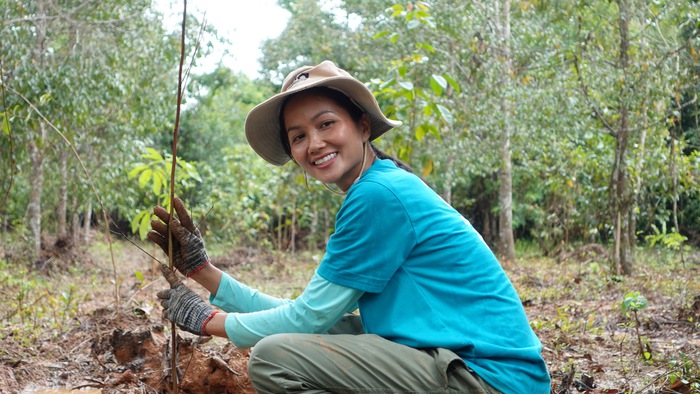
[189,262,223,296]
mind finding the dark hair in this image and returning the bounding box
[278,86,412,173]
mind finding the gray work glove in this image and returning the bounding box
[148,197,210,277]
[157,264,218,336]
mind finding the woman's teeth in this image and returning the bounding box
[315,153,337,165]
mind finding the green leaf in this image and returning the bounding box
[2,116,10,136]
[435,104,454,124]
[427,124,442,142]
[139,211,151,240]
[128,163,148,179]
[416,10,431,19]
[153,171,163,196]
[143,147,163,161]
[416,42,435,53]
[134,271,144,282]
[373,30,392,40]
[138,169,152,188]
[39,93,52,105]
[178,160,202,182]
[397,66,408,77]
[398,81,414,91]
[443,74,461,94]
[432,74,447,89]
[131,210,147,234]
[621,291,648,313]
[407,19,421,29]
[415,124,426,141]
[430,74,447,96]
[379,78,396,90]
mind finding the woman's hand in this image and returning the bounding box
[148,197,210,277]
[157,264,218,336]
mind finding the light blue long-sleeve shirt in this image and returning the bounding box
[209,271,362,349]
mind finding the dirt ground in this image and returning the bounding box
[0,236,698,393]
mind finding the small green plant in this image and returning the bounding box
[1,259,88,346]
[621,291,652,360]
[667,353,700,392]
[645,223,688,251]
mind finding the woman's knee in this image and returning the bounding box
[249,334,294,366]
[248,334,313,392]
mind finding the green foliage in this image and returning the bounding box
[0,259,85,344]
[667,354,700,392]
[646,223,689,251]
[621,291,652,361]
[128,147,202,240]
[1,0,699,268]
[621,291,649,315]
[369,1,471,183]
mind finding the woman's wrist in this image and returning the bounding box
[204,311,228,338]
[188,263,223,296]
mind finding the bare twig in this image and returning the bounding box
[166,1,189,392]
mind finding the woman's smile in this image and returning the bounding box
[313,152,338,167]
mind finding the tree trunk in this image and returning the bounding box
[25,0,49,262]
[442,41,457,206]
[26,131,45,261]
[611,0,634,275]
[83,199,92,243]
[71,193,81,245]
[443,152,455,205]
[57,150,68,239]
[496,0,516,262]
[631,117,647,252]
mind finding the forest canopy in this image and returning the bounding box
[1,0,699,275]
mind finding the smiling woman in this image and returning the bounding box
[148,60,551,394]
[154,0,290,78]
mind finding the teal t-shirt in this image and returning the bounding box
[317,159,550,394]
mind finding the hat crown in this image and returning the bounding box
[281,61,351,93]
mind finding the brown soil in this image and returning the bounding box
[1,235,258,394]
[1,237,699,393]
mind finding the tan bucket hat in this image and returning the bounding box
[244,60,402,166]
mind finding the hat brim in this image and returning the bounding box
[245,76,401,166]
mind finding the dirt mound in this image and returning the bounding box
[7,307,254,393]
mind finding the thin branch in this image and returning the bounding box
[166,1,189,392]
[181,12,208,91]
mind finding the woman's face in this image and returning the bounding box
[283,92,371,191]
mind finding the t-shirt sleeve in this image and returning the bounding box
[210,272,291,313]
[317,181,416,293]
[223,272,363,349]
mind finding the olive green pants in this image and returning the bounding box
[247,315,500,394]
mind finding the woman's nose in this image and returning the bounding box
[307,130,325,152]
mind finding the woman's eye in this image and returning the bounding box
[320,120,334,129]
[290,133,304,144]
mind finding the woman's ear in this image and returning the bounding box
[360,114,371,141]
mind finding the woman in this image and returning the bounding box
[149,60,550,393]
